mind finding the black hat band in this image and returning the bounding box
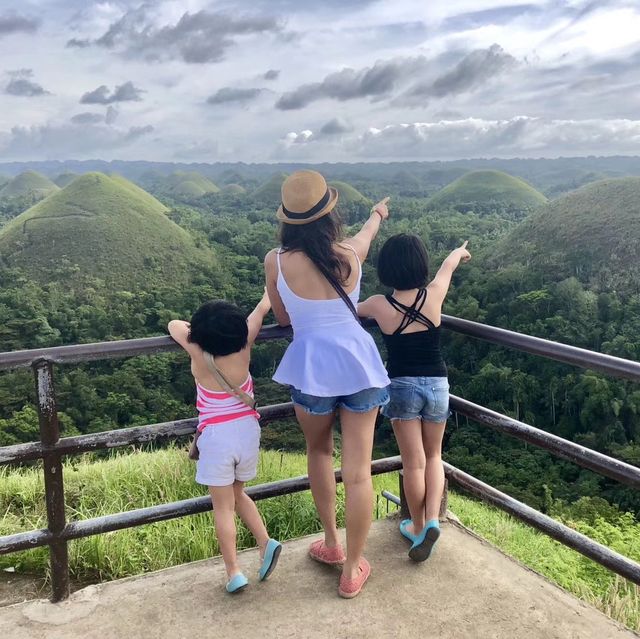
[282,188,331,219]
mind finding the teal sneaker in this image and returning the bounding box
[399,519,418,543]
[259,539,282,581]
[226,573,248,593]
[408,519,440,562]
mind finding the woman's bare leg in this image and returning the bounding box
[339,407,377,580]
[295,406,340,547]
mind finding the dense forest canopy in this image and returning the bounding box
[1,157,639,522]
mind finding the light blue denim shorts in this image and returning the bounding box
[382,376,450,422]
[290,386,390,416]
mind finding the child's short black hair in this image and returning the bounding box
[377,233,429,290]
[189,300,248,356]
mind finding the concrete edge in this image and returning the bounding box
[442,509,640,638]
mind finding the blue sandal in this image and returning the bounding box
[408,520,440,562]
[259,539,282,581]
[226,573,248,593]
[399,519,419,543]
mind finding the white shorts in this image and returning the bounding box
[195,416,261,487]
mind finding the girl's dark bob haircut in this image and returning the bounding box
[189,300,248,356]
[377,233,429,290]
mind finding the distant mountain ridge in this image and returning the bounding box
[3,156,640,198]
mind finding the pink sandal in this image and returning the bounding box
[309,540,346,565]
[338,557,371,599]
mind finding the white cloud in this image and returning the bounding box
[0,120,155,161]
[277,117,640,161]
[1,0,640,161]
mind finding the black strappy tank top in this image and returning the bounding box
[381,288,447,379]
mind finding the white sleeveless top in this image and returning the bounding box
[272,248,390,396]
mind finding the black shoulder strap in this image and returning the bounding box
[386,289,435,335]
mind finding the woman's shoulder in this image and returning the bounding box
[264,248,281,269]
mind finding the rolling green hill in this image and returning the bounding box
[53,172,78,188]
[137,171,220,200]
[222,183,247,195]
[252,173,287,206]
[0,171,59,200]
[0,176,9,190]
[329,181,371,206]
[159,171,220,199]
[493,177,640,293]
[0,172,216,289]
[427,170,547,214]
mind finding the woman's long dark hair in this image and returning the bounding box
[279,210,351,285]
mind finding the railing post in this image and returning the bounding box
[399,469,449,522]
[34,360,69,602]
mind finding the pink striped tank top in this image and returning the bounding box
[196,375,260,432]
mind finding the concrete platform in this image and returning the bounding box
[0,517,635,639]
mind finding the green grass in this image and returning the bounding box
[0,448,638,631]
[0,172,216,289]
[427,169,547,212]
[0,171,59,199]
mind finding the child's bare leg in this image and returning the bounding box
[233,481,269,556]
[209,485,240,579]
[422,420,446,521]
[391,418,427,535]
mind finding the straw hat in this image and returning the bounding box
[276,170,338,225]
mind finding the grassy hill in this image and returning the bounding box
[427,170,547,214]
[329,180,371,206]
[0,171,59,199]
[222,183,247,195]
[162,171,220,198]
[0,176,9,190]
[493,177,640,293]
[53,172,78,188]
[252,172,287,206]
[0,172,216,289]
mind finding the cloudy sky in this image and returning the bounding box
[1,0,640,162]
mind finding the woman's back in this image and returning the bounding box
[276,244,360,301]
[275,244,362,332]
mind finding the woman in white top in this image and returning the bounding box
[265,170,390,599]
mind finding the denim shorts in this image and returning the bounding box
[382,376,450,422]
[290,386,390,416]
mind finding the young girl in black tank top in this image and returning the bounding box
[359,233,471,562]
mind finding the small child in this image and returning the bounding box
[168,290,281,593]
[358,234,470,561]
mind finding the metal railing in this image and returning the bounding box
[0,315,639,602]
